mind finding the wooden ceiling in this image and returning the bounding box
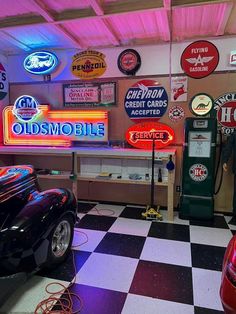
[0,0,235,55]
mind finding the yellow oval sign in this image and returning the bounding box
[71,50,107,80]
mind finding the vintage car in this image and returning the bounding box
[0,165,77,303]
[220,233,236,314]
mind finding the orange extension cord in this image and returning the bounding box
[34,206,115,314]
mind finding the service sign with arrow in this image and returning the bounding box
[125,122,175,149]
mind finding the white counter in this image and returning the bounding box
[0,146,176,158]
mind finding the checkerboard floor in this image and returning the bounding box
[1,201,236,314]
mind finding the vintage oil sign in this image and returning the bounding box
[71,50,107,80]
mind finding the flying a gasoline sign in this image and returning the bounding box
[71,50,107,80]
[0,63,7,100]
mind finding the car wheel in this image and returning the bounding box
[46,215,74,267]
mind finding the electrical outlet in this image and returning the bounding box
[176,185,181,192]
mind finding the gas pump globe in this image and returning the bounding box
[179,117,217,220]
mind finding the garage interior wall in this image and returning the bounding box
[3,37,236,212]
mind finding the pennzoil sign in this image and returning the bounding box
[125,122,174,149]
[71,50,107,80]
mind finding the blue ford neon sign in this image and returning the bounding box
[23,51,58,75]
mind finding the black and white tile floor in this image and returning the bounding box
[1,202,235,314]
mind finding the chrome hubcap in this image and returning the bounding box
[51,220,71,257]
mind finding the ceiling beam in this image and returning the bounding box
[0,0,165,31]
[89,0,104,15]
[100,19,120,46]
[216,1,234,35]
[28,0,54,22]
[29,0,84,49]
[171,0,231,8]
[163,0,171,41]
[87,0,120,46]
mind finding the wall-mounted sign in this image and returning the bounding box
[230,51,236,65]
[124,80,168,122]
[189,93,214,116]
[3,96,108,146]
[23,51,59,75]
[189,164,208,182]
[214,92,236,134]
[13,95,41,122]
[71,50,107,80]
[181,40,219,79]
[0,63,8,100]
[63,82,116,107]
[168,105,185,123]
[125,122,174,149]
[117,49,141,75]
[171,76,187,101]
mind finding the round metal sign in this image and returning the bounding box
[13,95,40,122]
[117,49,141,75]
[189,164,208,182]
[181,40,219,79]
[214,92,236,134]
[168,105,185,122]
[124,79,168,122]
[189,93,214,116]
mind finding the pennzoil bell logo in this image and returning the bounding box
[71,50,107,80]
[13,95,41,122]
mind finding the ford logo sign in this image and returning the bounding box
[23,51,58,75]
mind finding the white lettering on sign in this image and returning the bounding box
[189,164,208,182]
[214,92,236,134]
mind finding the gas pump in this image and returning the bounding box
[179,117,217,220]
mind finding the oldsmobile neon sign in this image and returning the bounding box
[126,122,174,149]
[3,95,108,146]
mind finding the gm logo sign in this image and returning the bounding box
[23,51,58,75]
[13,95,41,122]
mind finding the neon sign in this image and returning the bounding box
[125,122,174,149]
[3,96,108,146]
[23,51,58,75]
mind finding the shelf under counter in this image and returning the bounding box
[38,173,72,180]
[0,146,175,221]
[77,174,169,186]
[38,173,169,186]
